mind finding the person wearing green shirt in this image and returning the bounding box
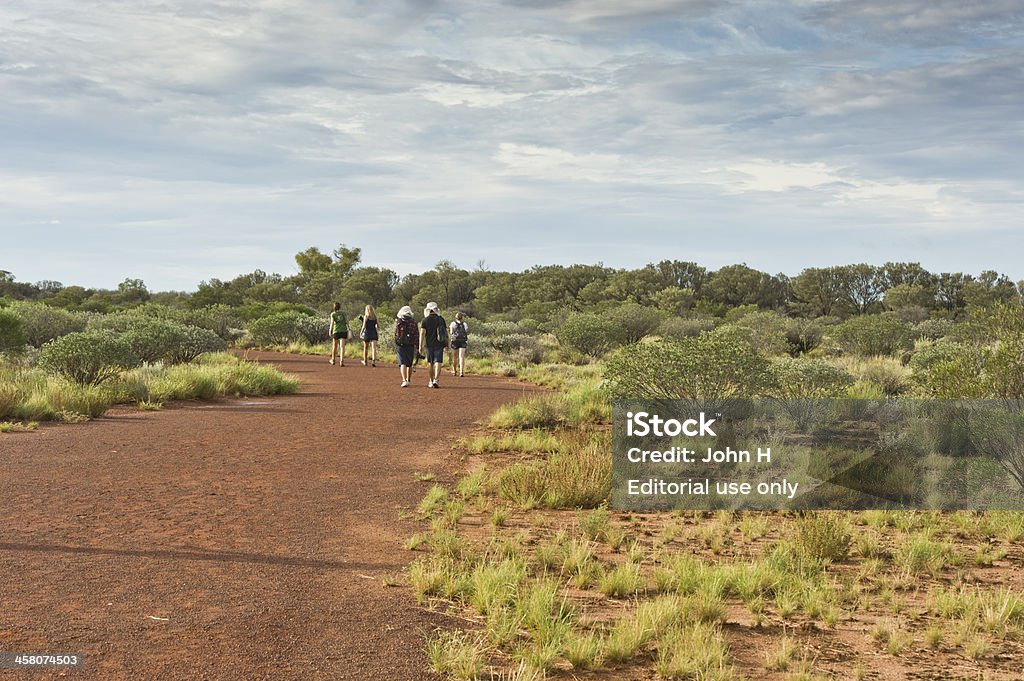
[328,302,348,366]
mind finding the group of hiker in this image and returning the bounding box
[327,302,469,388]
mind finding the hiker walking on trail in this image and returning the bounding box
[359,304,379,367]
[328,302,348,367]
[419,302,449,389]
[394,305,418,387]
[449,312,468,377]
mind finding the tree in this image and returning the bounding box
[963,270,1019,310]
[790,267,851,318]
[703,264,789,310]
[655,260,708,293]
[294,247,332,275]
[936,272,970,312]
[844,264,883,314]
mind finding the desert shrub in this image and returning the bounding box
[485,333,544,364]
[910,342,989,398]
[833,314,914,357]
[784,318,824,356]
[120,320,189,363]
[38,331,141,385]
[9,301,87,347]
[657,316,717,341]
[795,514,851,563]
[0,309,26,352]
[177,304,242,340]
[769,358,852,430]
[294,314,329,344]
[605,303,666,344]
[722,310,791,356]
[165,326,228,364]
[556,312,627,357]
[914,318,954,341]
[247,312,303,346]
[604,334,771,409]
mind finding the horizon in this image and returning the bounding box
[3,1,1023,289]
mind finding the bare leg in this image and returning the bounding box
[371,340,377,363]
[457,348,466,376]
[339,339,345,366]
[363,341,369,365]
[330,338,339,364]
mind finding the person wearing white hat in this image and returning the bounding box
[419,301,449,388]
[394,305,419,387]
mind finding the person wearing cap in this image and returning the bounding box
[394,305,419,388]
[419,302,449,389]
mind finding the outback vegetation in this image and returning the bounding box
[3,251,1024,678]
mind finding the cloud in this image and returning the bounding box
[0,0,1022,288]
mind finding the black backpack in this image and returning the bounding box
[452,321,468,342]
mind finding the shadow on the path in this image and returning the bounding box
[0,541,396,572]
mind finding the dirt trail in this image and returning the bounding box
[0,352,533,680]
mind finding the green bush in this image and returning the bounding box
[9,302,88,347]
[771,358,853,399]
[769,358,853,430]
[556,312,626,357]
[914,318,954,341]
[0,309,26,352]
[833,313,913,356]
[38,331,141,385]
[294,314,329,344]
[166,326,229,364]
[784,318,824,356]
[605,303,665,344]
[910,342,989,398]
[604,334,771,408]
[120,320,189,363]
[247,312,303,346]
[721,310,791,356]
[656,316,716,341]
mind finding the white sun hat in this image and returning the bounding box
[424,301,440,316]
[397,305,414,319]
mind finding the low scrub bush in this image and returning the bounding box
[832,313,914,357]
[247,312,304,346]
[38,331,141,385]
[604,334,771,410]
[9,302,88,347]
[556,312,626,358]
[165,326,228,364]
[0,309,26,352]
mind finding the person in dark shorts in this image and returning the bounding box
[449,311,468,377]
[359,304,379,367]
[418,301,449,388]
[328,302,348,366]
[394,305,418,387]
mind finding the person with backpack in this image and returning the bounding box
[328,302,348,366]
[419,302,449,388]
[394,305,419,387]
[359,304,379,367]
[449,312,468,377]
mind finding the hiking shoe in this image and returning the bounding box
[361,360,367,366]
[401,380,410,388]
[328,359,335,365]
[432,380,440,389]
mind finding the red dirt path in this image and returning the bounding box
[0,352,533,680]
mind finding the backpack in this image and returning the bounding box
[452,321,468,343]
[436,316,449,345]
[395,317,418,346]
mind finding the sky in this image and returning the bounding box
[1,0,1023,291]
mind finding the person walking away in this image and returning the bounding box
[449,312,468,377]
[359,304,379,366]
[419,302,448,388]
[394,305,418,387]
[328,302,348,366]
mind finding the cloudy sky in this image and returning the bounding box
[2,0,1022,290]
